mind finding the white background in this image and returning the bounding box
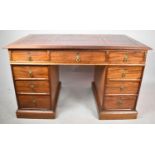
[0,0,155,155]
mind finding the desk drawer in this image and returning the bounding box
[105,81,140,94]
[18,95,51,109]
[107,66,143,80]
[15,81,50,94]
[103,95,137,110]
[108,51,145,64]
[12,66,49,79]
[50,50,106,64]
[11,50,50,62]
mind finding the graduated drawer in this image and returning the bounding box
[10,50,50,62]
[50,50,106,64]
[18,95,51,109]
[105,81,140,94]
[12,66,49,79]
[107,66,143,80]
[108,50,146,64]
[15,81,50,94]
[103,95,137,110]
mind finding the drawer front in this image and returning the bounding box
[107,66,143,79]
[12,66,49,79]
[108,51,145,64]
[18,95,51,109]
[103,95,137,110]
[15,81,50,93]
[11,50,50,62]
[50,50,106,64]
[105,81,140,94]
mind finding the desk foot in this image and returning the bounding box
[98,111,138,120]
[92,82,138,120]
[16,110,56,119]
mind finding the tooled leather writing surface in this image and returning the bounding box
[6,34,151,50]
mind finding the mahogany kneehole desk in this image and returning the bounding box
[6,34,151,120]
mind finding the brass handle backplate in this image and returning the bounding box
[121,69,127,78]
[75,53,80,63]
[32,99,37,105]
[30,84,35,91]
[32,99,36,103]
[117,99,123,105]
[123,53,128,62]
[28,56,32,61]
[120,86,125,92]
[121,72,126,78]
[28,70,33,77]
[28,52,32,61]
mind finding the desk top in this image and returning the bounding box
[6,34,151,50]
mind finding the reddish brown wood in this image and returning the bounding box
[50,50,106,64]
[94,66,107,107]
[107,66,143,80]
[99,110,138,120]
[103,95,137,110]
[12,66,49,79]
[105,81,140,94]
[15,80,50,94]
[18,95,51,110]
[6,34,151,120]
[16,110,55,119]
[92,82,138,120]
[5,34,151,50]
[11,50,50,62]
[108,50,145,64]
[49,66,60,110]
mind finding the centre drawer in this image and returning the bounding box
[105,81,140,94]
[11,50,50,62]
[12,66,49,79]
[103,95,137,110]
[18,95,51,110]
[50,50,106,64]
[107,66,143,80]
[15,81,50,93]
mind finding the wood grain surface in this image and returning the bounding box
[15,80,50,93]
[11,50,50,62]
[107,66,143,79]
[12,66,49,79]
[108,50,146,64]
[18,95,51,110]
[105,81,140,94]
[103,95,137,110]
[50,50,106,64]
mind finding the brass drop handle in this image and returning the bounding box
[30,84,35,90]
[123,53,128,62]
[117,99,123,105]
[75,53,80,63]
[121,69,126,78]
[120,86,125,91]
[121,72,126,78]
[28,56,32,61]
[28,70,33,77]
[32,99,37,105]
[32,99,36,103]
[28,52,32,61]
